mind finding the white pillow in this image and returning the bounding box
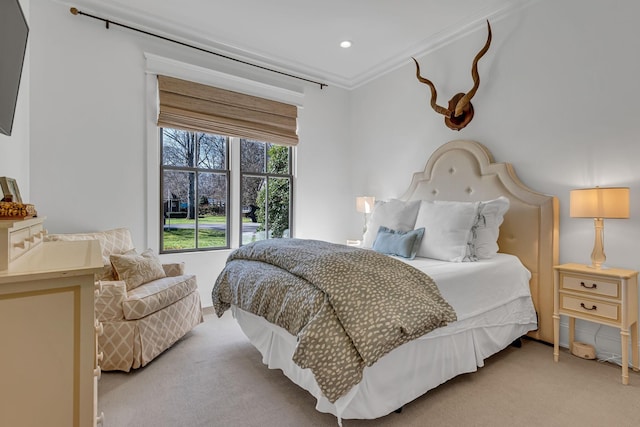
[468,197,510,259]
[414,200,479,262]
[362,199,420,248]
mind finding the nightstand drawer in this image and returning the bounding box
[560,294,620,322]
[561,274,620,298]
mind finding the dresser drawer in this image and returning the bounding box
[29,223,45,246]
[560,273,619,298]
[1,217,46,270]
[9,227,31,260]
[560,294,620,322]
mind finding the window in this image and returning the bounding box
[155,74,299,253]
[161,128,230,252]
[240,139,293,244]
[160,130,293,253]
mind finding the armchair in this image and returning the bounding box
[45,228,203,371]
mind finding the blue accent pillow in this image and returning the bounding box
[372,226,425,259]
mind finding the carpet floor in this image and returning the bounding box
[99,309,640,427]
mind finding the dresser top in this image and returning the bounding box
[0,240,102,284]
[0,216,45,230]
[554,263,639,279]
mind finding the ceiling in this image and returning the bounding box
[60,0,528,89]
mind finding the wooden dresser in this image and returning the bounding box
[0,230,103,427]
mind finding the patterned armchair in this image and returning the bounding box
[45,228,203,371]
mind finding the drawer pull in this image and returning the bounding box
[580,281,597,290]
[95,320,104,336]
[580,302,597,311]
[13,241,26,249]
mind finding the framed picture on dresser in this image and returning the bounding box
[0,177,22,203]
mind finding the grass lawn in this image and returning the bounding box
[162,215,253,250]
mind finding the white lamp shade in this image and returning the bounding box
[569,187,629,219]
[356,196,375,214]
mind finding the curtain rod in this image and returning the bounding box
[69,7,327,89]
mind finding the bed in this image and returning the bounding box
[213,139,559,423]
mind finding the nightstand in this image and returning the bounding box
[553,263,639,384]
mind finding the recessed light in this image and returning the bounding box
[340,40,352,48]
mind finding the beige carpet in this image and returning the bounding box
[99,309,640,427]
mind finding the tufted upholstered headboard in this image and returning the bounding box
[399,140,559,343]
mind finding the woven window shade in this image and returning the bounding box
[157,75,298,146]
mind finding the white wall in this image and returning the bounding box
[28,0,352,306]
[0,0,30,201]
[26,0,640,360]
[350,0,640,361]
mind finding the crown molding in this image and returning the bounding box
[347,0,541,89]
[60,0,540,91]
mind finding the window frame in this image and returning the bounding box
[239,139,294,247]
[159,128,231,253]
[159,131,295,254]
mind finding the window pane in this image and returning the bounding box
[162,170,196,250]
[198,134,228,170]
[266,177,290,238]
[161,127,230,253]
[241,176,291,243]
[240,139,265,173]
[241,176,265,244]
[197,172,228,248]
[239,140,292,246]
[162,129,198,167]
[267,144,289,174]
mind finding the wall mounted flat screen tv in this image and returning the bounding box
[0,0,29,136]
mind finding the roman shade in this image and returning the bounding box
[157,75,298,146]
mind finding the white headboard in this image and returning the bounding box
[400,140,559,343]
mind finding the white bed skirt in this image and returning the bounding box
[232,302,536,421]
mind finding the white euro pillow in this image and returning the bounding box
[414,200,479,262]
[469,196,510,259]
[362,199,420,248]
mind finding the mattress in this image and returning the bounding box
[232,253,537,422]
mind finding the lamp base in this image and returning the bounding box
[589,218,606,270]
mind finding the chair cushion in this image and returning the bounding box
[122,274,198,320]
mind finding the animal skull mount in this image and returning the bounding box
[412,20,492,131]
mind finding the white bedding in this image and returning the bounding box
[232,253,537,422]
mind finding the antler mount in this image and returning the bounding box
[413,21,492,131]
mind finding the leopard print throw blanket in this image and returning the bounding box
[212,238,457,403]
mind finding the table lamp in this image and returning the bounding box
[356,196,375,233]
[569,186,629,269]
